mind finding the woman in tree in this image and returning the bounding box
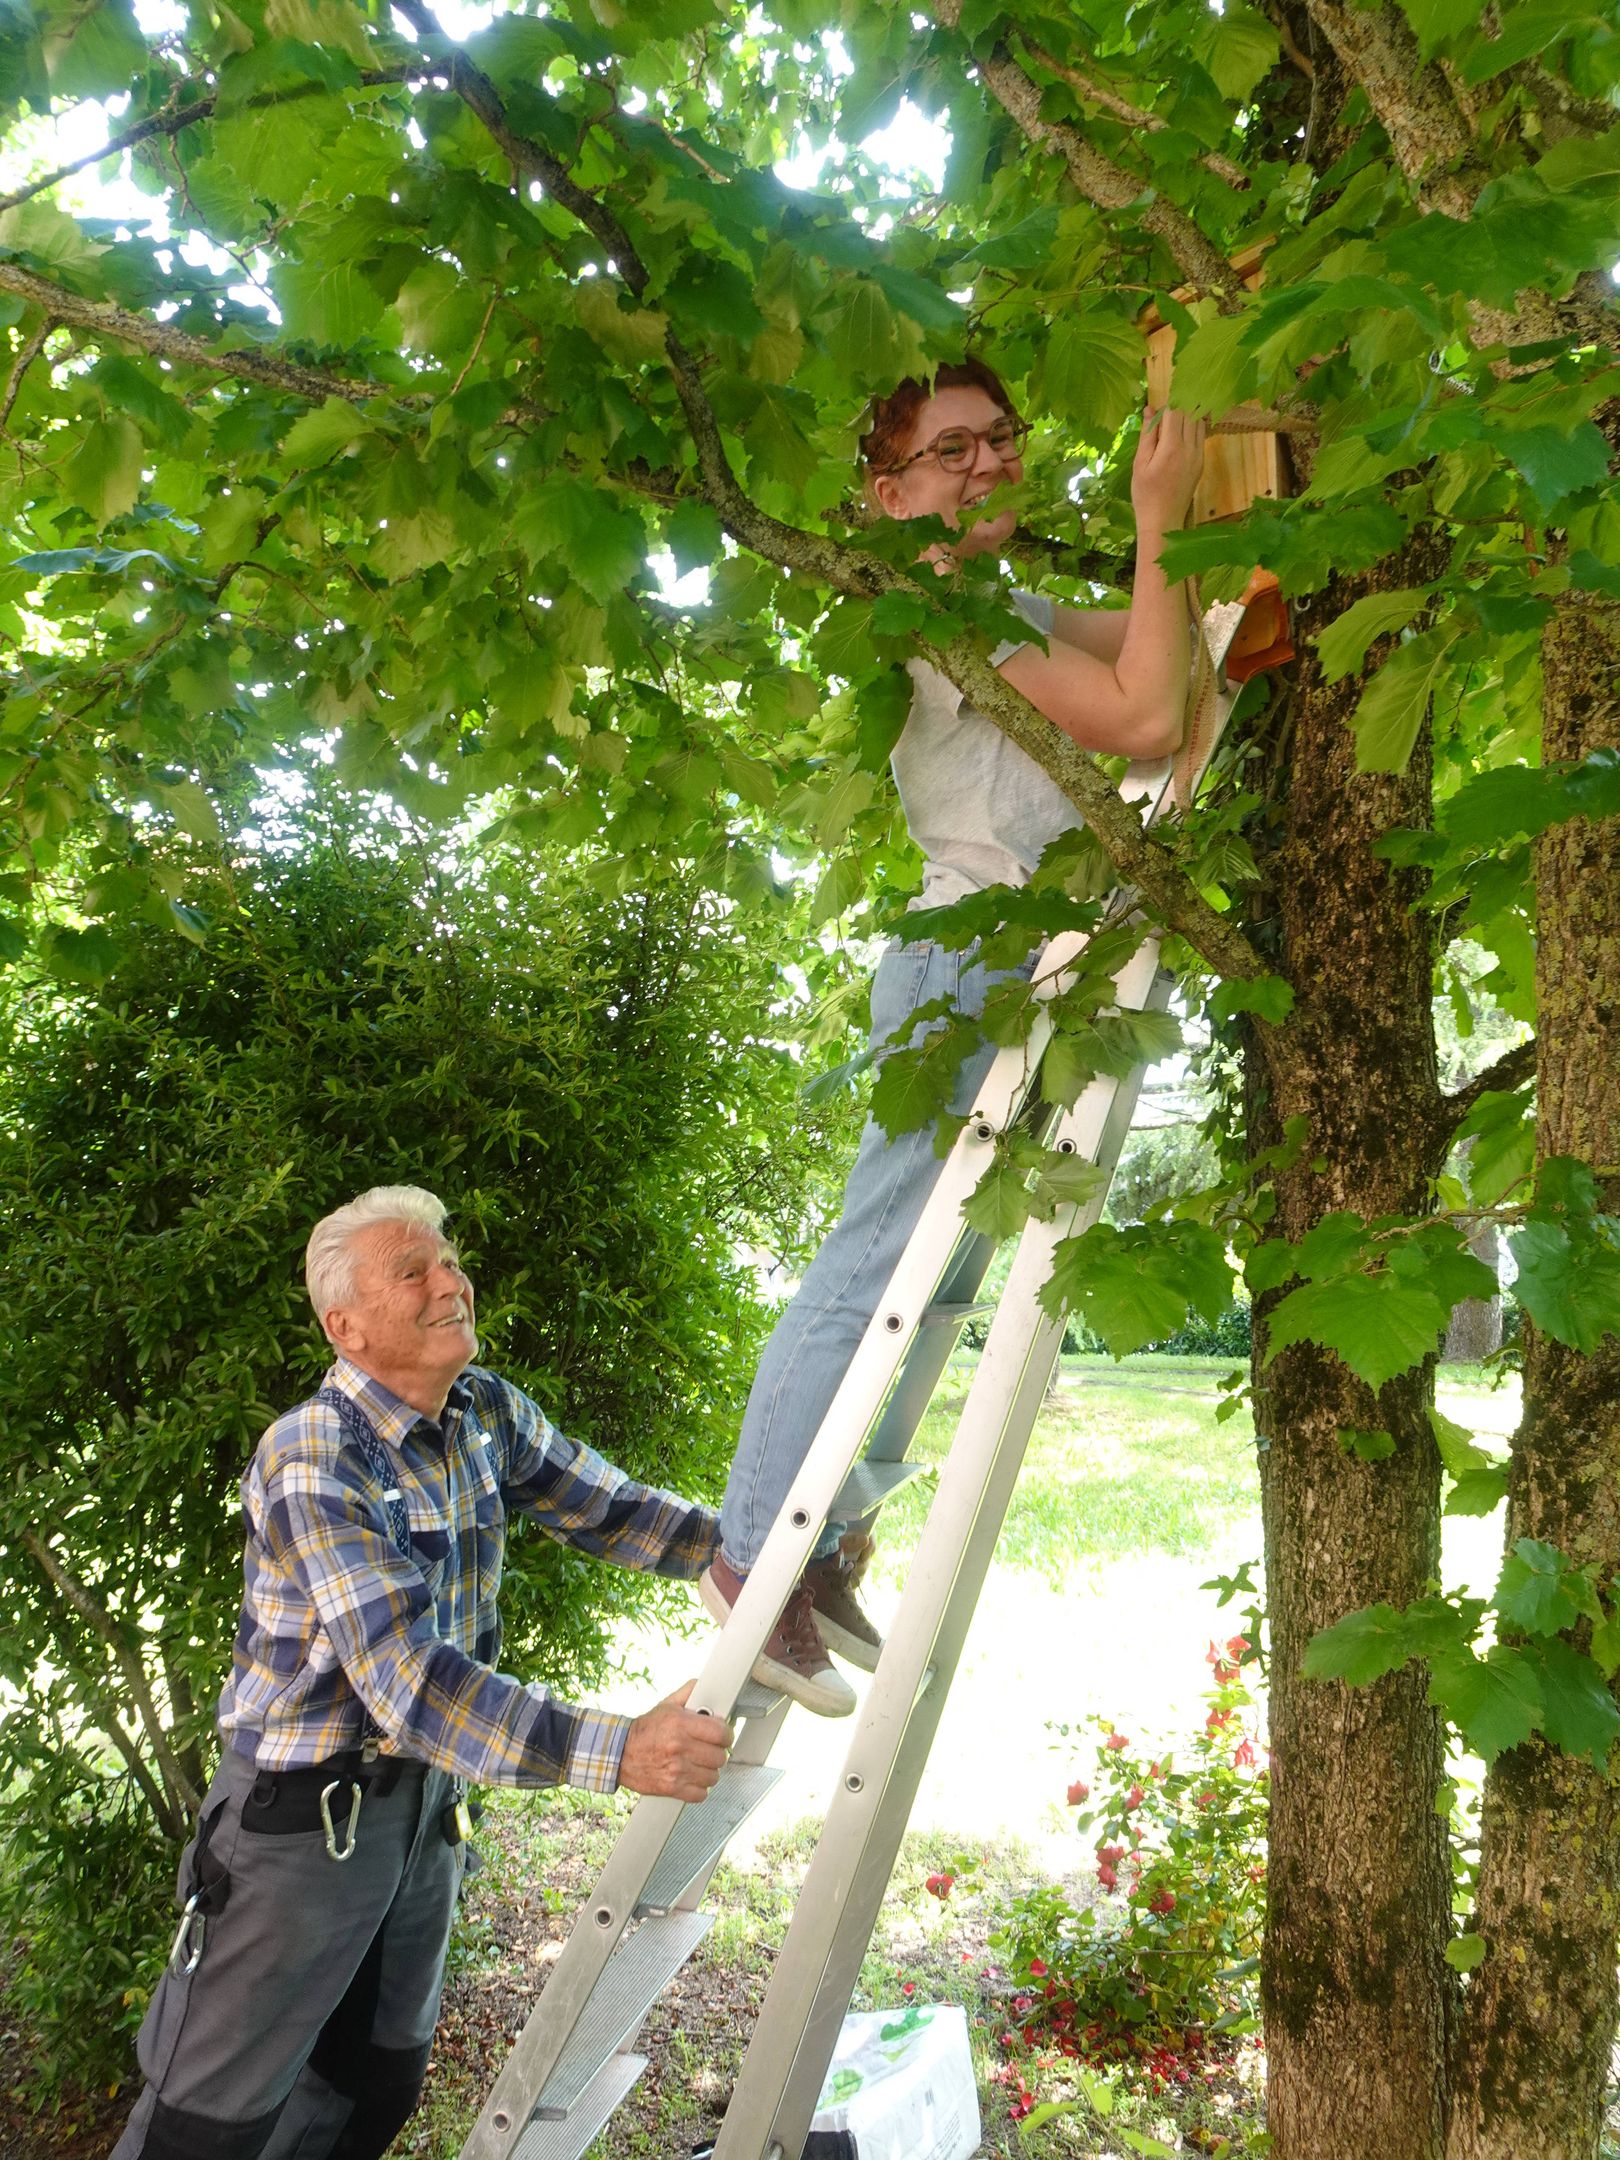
[701,359,1207,1712]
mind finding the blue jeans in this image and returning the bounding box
[719,939,1016,1573]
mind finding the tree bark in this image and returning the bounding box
[1443,1220,1502,1363]
[1252,568,1455,2159]
[1445,594,1620,2160]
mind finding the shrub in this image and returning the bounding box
[988,1638,1268,2085]
[0,795,859,2097]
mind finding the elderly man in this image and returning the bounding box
[113,1183,731,2160]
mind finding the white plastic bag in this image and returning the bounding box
[805,2003,981,2160]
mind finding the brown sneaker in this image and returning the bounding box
[700,1557,856,1717]
[803,1540,884,1673]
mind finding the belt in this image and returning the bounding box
[242,1752,428,1839]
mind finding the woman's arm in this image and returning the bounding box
[998,409,1206,761]
[1050,603,1128,664]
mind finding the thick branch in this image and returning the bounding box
[934,1,1244,305]
[0,259,385,403]
[1019,37,1252,191]
[22,1529,202,1819]
[1439,1037,1538,1138]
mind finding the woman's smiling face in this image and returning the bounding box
[869,383,1024,557]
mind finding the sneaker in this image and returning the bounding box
[803,1547,883,1673]
[699,1557,857,1718]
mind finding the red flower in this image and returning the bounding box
[1097,1842,1126,1864]
[1196,1788,1217,1809]
[1227,1634,1250,1660]
[925,1871,955,1899]
[1125,1784,1146,1810]
[1233,1737,1258,1769]
[1150,1889,1177,1915]
[1105,1731,1129,1751]
[1067,1779,1090,1805]
[901,1982,915,1998]
[1206,1705,1235,1733]
[1097,1863,1119,1891]
[1028,1957,1049,1977]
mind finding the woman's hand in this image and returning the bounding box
[1130,404,1207,534]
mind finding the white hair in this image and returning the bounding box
[305,1184,448,1335]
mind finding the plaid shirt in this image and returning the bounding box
[219,1357,720,1792]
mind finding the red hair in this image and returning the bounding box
[859,357,1017,472]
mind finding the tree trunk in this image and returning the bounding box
[1445,595,1620,2159]
[1252,573,1455,2159]
[1443,1220,1502,1364]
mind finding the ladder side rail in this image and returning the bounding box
[712,970,1168,2160]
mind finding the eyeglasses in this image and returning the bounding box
[881,416,1031,475]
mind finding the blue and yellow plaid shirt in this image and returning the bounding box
[219,1356,720,1792]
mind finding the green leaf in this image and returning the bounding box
[1495,1538,1583,1637]
[1445,1933,1488,1974]
[665,500,724,573]
[0,198,108,277]
[1195,2,1279,99]
[1339,1427,1396,1462]
[1266,1271,1445,1390]
[1522,1638,1620,1767]
[822,276,924,386]
[1314,590,1430,683]
[514,478,647,605]
[1349,626,1459,775]
[1040,314,1144,447]
[64,416,143,527]
[1509,1219,1620,1355]
[1302,1604,1412,1687]
[37,922,123,983]
[1498,421,1613,514]
[1427,1643,1542,1763]
[1164,310,1253,419]
[869,1024,978,1140]
[44,0,147,96]
[281,399,377,468]
[276,256,386,348]
[1208,973,1295,1025]
[1445,1465,1510,1517]
[1040,1219,1231,1358]
[963,1159,1036,1240]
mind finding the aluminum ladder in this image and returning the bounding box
[456,619,1243,2160]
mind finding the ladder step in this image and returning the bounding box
[735,1680,784,1720]
[920,1299,993,1325]
[512,2052,645,2160]
[830,1457,929,1520]
[535,1911,713,2120]
[637,1763,782,1913]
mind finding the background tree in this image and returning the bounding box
[2,4,1619,2153]
[0,781,858,2092]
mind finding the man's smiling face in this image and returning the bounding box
[324,1220,478,1411]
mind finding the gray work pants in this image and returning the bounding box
[112,1748,464,2160]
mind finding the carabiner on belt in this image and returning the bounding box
[319,1777,363,1862]
[168,1892,206,1977]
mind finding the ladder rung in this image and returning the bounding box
[920,1299,993,1325]
[830,1457,929,1520]
[735,1680,784,1720]
[513,2052,645,2160]
[637,1763,782,1913]
[535,1911,712,2119]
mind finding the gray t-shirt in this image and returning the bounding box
[891,590,1076,909]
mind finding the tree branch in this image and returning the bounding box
[0,313,56,434]
[22,1530,202,1820]
[1440,1037,1538,1135]
[0,67,427,216]
[934,1,1245,305]
[1019,37,1252,191]
[0,259,388,403]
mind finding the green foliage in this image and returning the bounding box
[0,789,858,2096]
[1304,1537,1620,1770]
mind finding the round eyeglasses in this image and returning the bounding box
[882,416,1031,476]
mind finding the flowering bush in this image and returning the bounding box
[989,1637,1269,2076]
